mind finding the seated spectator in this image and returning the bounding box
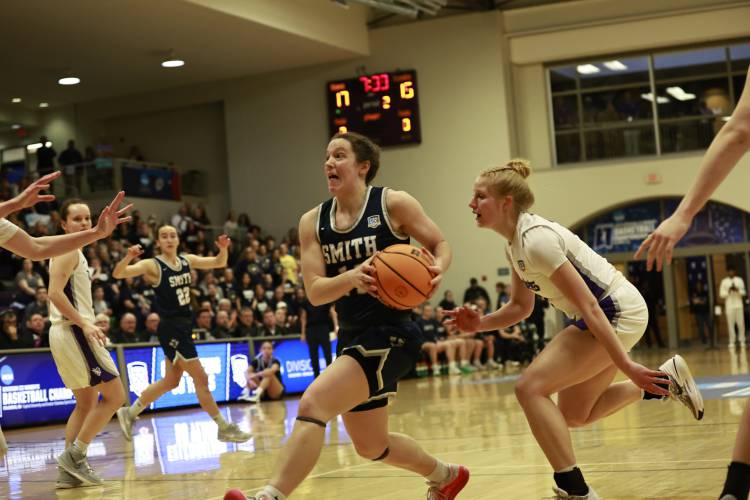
[214,310,233,339]
[239,340,285,403]
[25,312,48,347]
[418,304,462,376]
[256,309,288,337]
[111,312,140,344]
[92,286,112,316]
[194,309,214,339]
[278,243,299,285]
[472,298,501,369]
[23,286,49,324]
[144,312,160,343]
[220,268,238,303]
[498,322,534,367]
[275,306,290,330]
[0,309,34,349]
[95,313,111,342]
[444,319,476,373]
[233,307,256,338]
[439,290,457,311]
[15,259,44,305]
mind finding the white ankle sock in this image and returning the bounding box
[426,460,451,483]
[212,413,229,429]
[259,485,286,500]
[73,438,89,455]
[555,464,577,474]
[128,399,145,419]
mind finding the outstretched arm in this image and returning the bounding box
[185,234,230,269]
[0,171,60,219]
[112,244,158,282]
[636,66,750,270]
[2,191,132,261]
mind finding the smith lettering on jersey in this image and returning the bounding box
[321,236,378,265]
[168,271,192,288]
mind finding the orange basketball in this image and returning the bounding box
[372,244,435,310]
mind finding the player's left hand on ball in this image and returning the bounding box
[349,254,378,296]
[216,234,231,249]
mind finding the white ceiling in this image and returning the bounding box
[0,0,368,113]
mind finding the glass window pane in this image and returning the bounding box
[550,67,577,93]
[555,133,581,164]
[578,56,649,89]
[654,47,727,81]
[730,42,750,72]
[656,78,731,119]
[660,117,724,154]
[584,126,656,160]
[581,88,653,125]
[552,95,579,129]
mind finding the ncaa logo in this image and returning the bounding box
[367,215,381,229]
[1,365,14,385]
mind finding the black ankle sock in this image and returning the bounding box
[553,467,589,496]
[643,376,670,400]
[720,461,750,500]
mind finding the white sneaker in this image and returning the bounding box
[486,359,501,370]
[552,485,600,499]
[472,361,486,371]
[659,354,704,420]
[432,367,441,377]
[116,407,134,441]
[448,365,462,375]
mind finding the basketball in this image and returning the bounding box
[372,244,435,310]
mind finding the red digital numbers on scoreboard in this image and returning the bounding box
[326,70,421,147]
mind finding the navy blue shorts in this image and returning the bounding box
[157,317,198,363]
[338,321,423,412]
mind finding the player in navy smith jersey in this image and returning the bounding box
[112,225,250,443]
[230,132,469,500]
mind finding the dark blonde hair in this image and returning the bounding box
[478,158,534,212]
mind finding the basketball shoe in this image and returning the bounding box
[57,446,103,486]
[658,354,704,420]
[218,422,252,442]
[116,407,135,441]
[551,486,600,499]
[426,464,470,499]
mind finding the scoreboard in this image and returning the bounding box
[326,69,421,147]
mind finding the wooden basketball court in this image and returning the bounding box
[1,347,746,499]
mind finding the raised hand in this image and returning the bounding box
[127,244,144,260]
[216,234,231,249]
[634,214,691,271]
[9,171,61,211]
[94,191,133,237]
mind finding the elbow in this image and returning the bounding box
[308,294,325,307]
[26,241,46,261]
[112,270,123,279]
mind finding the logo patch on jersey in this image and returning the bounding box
[523,280,540,292]
[169,338,180,349]
[367,215,382,229]
[517,260,526,271]
[91,367,102,377]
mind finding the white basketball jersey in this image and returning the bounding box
[50,250,96,325]
[508,212,626,320]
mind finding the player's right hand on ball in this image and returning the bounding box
[83,323,108,347]
[444,306,481,333]
[127,244,144,259]
[348,255,378,296]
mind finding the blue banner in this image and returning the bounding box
[253,339,338,394]
[122,342,250,411]
[586,201,661,254]
[0,350,109,428]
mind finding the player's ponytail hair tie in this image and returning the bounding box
[479,159,534,211]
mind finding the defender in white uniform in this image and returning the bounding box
[448,160,704,500]
[48,199,126,490]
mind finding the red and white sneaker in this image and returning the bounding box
[426,464,470,499]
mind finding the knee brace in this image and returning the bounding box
[296,416,327,428]
[372,447,390,461]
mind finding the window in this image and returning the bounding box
[548,41,749,165]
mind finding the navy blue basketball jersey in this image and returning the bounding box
[151,255,193,319]
[317,186,411,328]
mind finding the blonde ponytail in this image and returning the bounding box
[479,158,535,211]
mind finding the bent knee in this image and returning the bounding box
[514,373,549,401]
[352,439,390,460]
[297,394,330,422]
[561,407,589,428]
